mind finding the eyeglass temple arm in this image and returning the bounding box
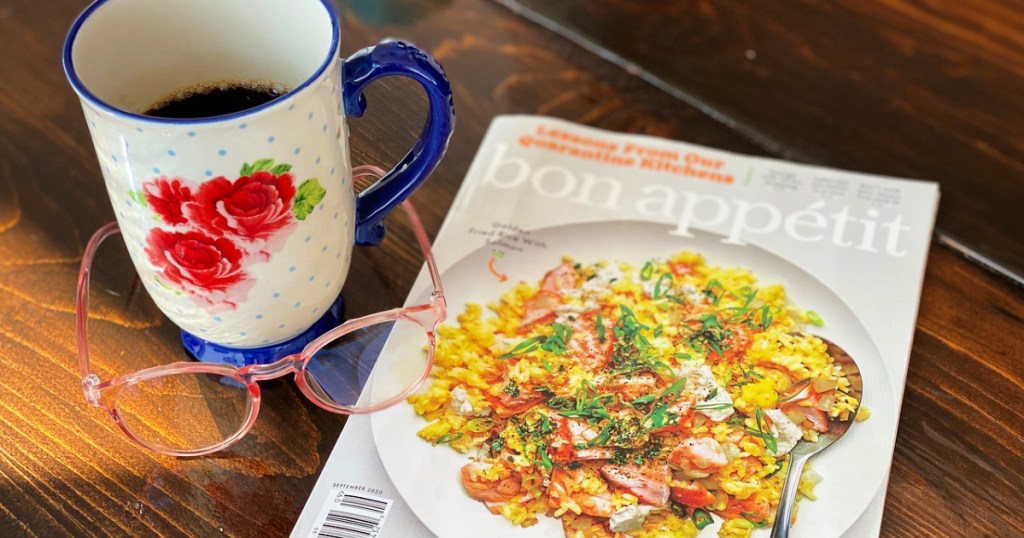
[76,221,120,399]
[352,165,444,298]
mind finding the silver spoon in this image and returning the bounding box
[770,336,863,538]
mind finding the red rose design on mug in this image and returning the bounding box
[145,228,253,308]
[185,170,297,250]
[136,159,326,311]
[143,177,193,225]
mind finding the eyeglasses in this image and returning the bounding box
[76,165,446,456]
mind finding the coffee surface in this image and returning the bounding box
[145,81,286,119]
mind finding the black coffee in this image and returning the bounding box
[145,81,286,119]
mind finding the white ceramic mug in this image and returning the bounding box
[64,0,454,362]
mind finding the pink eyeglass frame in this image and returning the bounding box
[76,165,446,457]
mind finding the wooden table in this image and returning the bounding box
[1,0,1021,537]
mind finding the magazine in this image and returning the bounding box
[292,115,939,538]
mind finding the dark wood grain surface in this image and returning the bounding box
[0,0,1021,537]
[498,0,1024,284]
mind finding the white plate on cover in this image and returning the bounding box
[371,221,896,538]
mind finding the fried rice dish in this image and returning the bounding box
[409,251,864,537]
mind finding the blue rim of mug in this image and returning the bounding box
[62,0,341,125]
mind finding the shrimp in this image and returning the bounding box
[667,437,728,479]
[599,461,671,507]
[520,263,577,330]
[549,416,616,462]
[542,262,578,292]
[549,467,615,518]
[521,290,560,328]
[669,480,716,507]
[461,462,522,508]
[779,389,830,433]
[483,390,544,418]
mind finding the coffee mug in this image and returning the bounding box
[63,0,454,364]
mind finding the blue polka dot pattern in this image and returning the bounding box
[152,167,160,174]
[289,266,296,272]
[255,314,264,320]
[213,316,222,322]
[278,323,286,329]
[308,275,315,282]
[305,235,311,242]
[204,170,213,177]
[239,123,247,129]
[187,131,196,137]
[268,136,275,143]
[316,156,321,164]
[272,292,281,298]
[307,112,314,119]
[112,155,118,162]
[239,331,247,336]
[294,147,301,155]
[330,167,336,175]
[218,149,227,156]
[293,301,302,308]
[167,150,176,156]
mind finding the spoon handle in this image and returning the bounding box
[770,451,812,538]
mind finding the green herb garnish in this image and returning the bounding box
[640,261,655,281]
[806,310,824,326]
[530,444,554,470]
[693,402,734,411]
[498,321,573,359]
[777,377,813,405]
[754,407,779,453]
[434,432,464,446]
[653,272,673,298]
[466,418,494,432]
[692,508,713,530]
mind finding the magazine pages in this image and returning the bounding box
[292,115,939,538]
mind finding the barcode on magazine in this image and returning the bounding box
[310,488,393,538]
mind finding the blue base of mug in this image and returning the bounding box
[180,294,346,367]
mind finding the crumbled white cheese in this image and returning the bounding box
[677,364,734,422]
[448,386,474,416]
[680,283,704,304]
[580,264,623,295]
[608,505,651,532]
[765,409,802,456]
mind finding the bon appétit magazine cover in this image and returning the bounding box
[292,115,940,538]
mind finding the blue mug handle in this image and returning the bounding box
[342,39,455,246]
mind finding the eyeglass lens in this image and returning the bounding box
[115,372,252,452]
[304,317,430,409]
